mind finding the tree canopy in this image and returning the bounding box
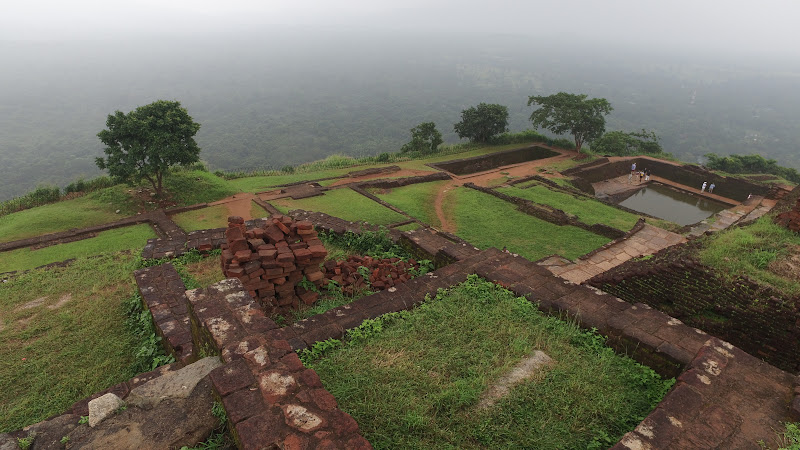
[401,122,443,154]
[96,100,201,197]
[453,103,509,143]
[527,93,612,151]
[705,153,800,183]
[591,129,663,156]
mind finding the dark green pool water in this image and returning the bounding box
[618,183,729,226]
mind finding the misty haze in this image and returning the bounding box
[2,2,800,201]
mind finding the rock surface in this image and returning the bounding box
[67,377,218,449]
[126,356,223,409]
[88,393,124,427]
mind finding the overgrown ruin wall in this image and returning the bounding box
[565,158,771,202]
[430,145,559,175]
[587,242,800,372]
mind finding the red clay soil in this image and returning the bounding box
[210,193,258,221]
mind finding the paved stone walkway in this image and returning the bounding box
[543,224,686,284]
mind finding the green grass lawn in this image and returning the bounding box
[163,170,237,206]
[0,253,143,432]
[308,276,672,449]
[451,188,610,260]
[498,184,641,231]
[271,188,408,225]
[0,224,156,273]
[373,181,447,228]
[0,194,124,244]
[227,169,354,193]
[171,205,231,232]
[699,216,800,295]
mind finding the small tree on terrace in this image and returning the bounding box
[453,103,509,143]
[401,122,443,154]
[96,100,201,198]
[527,92,612,151]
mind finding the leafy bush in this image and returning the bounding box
[705,153,800,183]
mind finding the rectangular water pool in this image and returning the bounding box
[618,183,728,226]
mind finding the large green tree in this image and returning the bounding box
[591,129,663,156]
[527,93,612,151]
[96,100,201,197]
[453,103,509,143]
[401,122,443,154]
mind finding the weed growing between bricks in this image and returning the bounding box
[126,249,224,373]
[271,228,434,325]
[302,275,673,449]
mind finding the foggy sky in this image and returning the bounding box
[3,0,800,59]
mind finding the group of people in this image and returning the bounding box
[700,181,716,194]
[629,162,651,184]
[629,162,719,194]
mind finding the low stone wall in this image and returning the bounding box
[588,242,800,372]
[430,145,559,175]
[186,278,372,449]
[348,165,401,178]
[355,171,451,189]
[134,263,196,364]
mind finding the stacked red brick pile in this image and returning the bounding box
[322,255,420,295]
[775,198,800,233]
[221,215,327,315]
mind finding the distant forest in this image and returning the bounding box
[2,30,799,200]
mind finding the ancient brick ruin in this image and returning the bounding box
[221,215,327,315]
[775,197,800,233]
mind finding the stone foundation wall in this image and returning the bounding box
[588,242,800,372]
[566,158,771,202]
[430,145,559,175]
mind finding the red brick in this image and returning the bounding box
[280,352,306,372]
[305,271,324,283]
[273,219,291,234]
[346,436,373,449]
[328,410,359,436]
[308,245,327,258]
[234,250,253,262]
[283,434,309,450]
[235,409,285,450]
[264,225,285,243]
[209,360,256,397]
[311,389,337,411]
[223,388,265,425]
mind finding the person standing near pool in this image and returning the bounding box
[709,183,715,193]
[701,181,708,192]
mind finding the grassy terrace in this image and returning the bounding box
[271,188,408,226]
[0,193,123,244]
[171,204,232,232]
[372,181,447,228]
[0,253,141,432]
[450,188,610,260]
[0,224,156,273]
[308,276,672,449]
[498,184,641,231]
[699,216,800,295]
